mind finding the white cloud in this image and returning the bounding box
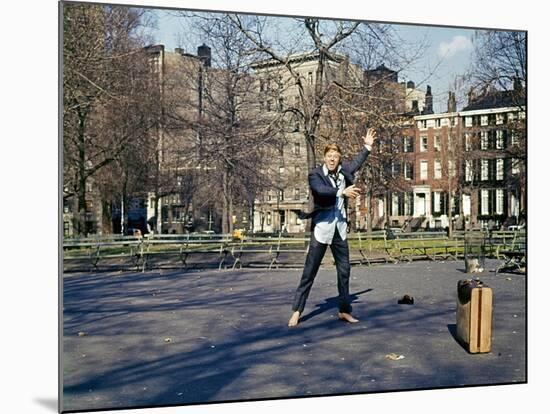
[438,36,473,58]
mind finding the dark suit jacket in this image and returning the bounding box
[300,147,370,219]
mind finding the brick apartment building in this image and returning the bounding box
[381,85,526,232]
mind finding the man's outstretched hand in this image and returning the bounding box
[343,184,361,199]
[362,128,377,147]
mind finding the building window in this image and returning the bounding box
[481,115,488,126]
[480,131,488,150]
[496,159,504,180]
[391,138,401,153]
[307,71,313,85]
[403,136,414,152]
[392,193,399,216]
[391,161,401,178]
[481,159,489,181]
[279,190,284,201]
[266,212,272,226]
[481,189,489,215]
[496,113,505,125]
[294,142,300,155]
[434,160,442,179]
[404,162,414,180]
[510,131,519,147]
[433,191,441,213]
[465,116,472,127]
[496,189,504,214]
[294,188,300,201]
[465,160,473,182]
[279,166,285,175]
[420,160,428,180]
[420,136,428,152]
[448,160,456,178]
[512,158,520,175]
[418,120,427,129]
[434,135,441,152]
[294,166,301,178]
[464,133,472,151]
[436,118,441,128]
[496,130,505,149]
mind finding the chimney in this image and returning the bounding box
[422,85,434,115]
[197,44,211,67]
[447,91,457,113]
[467,88,476,104]
[513,76,523,92]
[406,80,415,89]
[174,47,184,55]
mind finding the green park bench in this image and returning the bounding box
[63,235,145,271]
[495,230,526,273]
[230,234,310,270]
[139,234,232,271]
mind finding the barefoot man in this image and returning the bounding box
[288,128,377,327]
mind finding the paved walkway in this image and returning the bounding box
[62,259,526,412]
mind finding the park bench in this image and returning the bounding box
[382,238,402,263]
[63,236,145,271]
[495,230,526,273]
[399,237,462,262]
[140,234,232,271]
[382,231,463,263]
[269,236,310,269]
[347,231,388,265]
[487,230,520,259]
[230,235,310,269]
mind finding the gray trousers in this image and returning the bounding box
[291,229,352,313]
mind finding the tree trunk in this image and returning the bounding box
[102,199,113,234]
[366,189,373,235]
[222,169,229,234]
[447,188,454,238]
[229,192,234,234]
[121,176,129,235]
[76,111,88,236]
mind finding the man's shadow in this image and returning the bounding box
[299,288,373,323]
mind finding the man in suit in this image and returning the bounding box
[288,128,377,327]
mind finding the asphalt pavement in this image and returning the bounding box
[62,259,526,412]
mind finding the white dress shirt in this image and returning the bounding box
[313,164,348,244]
[313,144,371,245]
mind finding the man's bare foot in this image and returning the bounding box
[288,311,301,327]
[337,312,359,323]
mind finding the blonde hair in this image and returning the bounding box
[323,143,342,155]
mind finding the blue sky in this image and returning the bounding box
[392,23,477,112]
[149,10,479,113]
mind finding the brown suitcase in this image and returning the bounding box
[456,280,493,353]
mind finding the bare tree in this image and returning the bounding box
[227,15,364,170]
[466,30,527,225]
[63,3,155,235]
[164,13,283,234]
